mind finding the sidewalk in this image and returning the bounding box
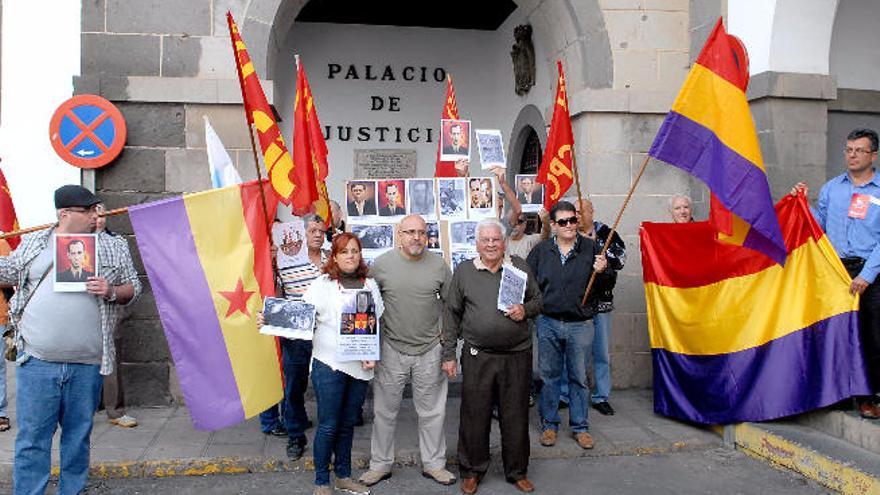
[0,367,720,481]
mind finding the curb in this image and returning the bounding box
[730,423,880,495]
[0,439,711,482]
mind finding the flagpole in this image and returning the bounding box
[245,122,274,239]
[580,153,650,306]
[0,207,130,239]
[572,152,585,202]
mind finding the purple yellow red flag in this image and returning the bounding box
[641,193,871,424]
[536,61,575,211]
[0,166,20,249]
[292,57,332,226]
[227,12,295,205]
[129,180,282,431]
[648,18,786,264]
[434,75,460,177]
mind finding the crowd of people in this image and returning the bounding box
[0,128,878,495]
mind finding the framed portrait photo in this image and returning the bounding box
[54,233,98,292]
[440,119,471,162]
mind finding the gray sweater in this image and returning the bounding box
[441,256,542,362]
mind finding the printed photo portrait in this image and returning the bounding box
[450,221,478,247]
[467,177,495,210]
[340,290,378,336]
[438,178,467,220]
[426,222,441,250]
[407,179,436,219]
[515,174,544,212]
[351,224,395,250]
[475,129,506,169]
[377,179,406,217]
[54,233,98,292]
[451,249,477,271]
[346,180,377,217]
[440,119,471,162]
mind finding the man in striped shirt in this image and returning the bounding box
[261,214,327,460]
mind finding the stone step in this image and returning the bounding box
[729,421,880,494]
[795,407,880,456]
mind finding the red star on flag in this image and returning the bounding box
[218,278,254,318]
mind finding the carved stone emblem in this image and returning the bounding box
[511,24,536,96]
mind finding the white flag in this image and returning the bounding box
[204,116,241,188]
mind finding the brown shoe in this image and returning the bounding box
[859,401,880,419]
[539,429,556,447]
[461,477,479,494]
[574,431,594,449]
[512,478,535,493]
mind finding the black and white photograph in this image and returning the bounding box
[346,180,378,217]
[449,220,478,248]
[467,177,495,218]
[259,297,316,340]
[451,249,477,271]
[272,219,307,269]
[407,179,436,220]
[426,221,441,250]
[515,174,544,212]
[440,119,471,162]
[438,177,467,220]
[475,129,506,169]
[497,263,527,311]
[351,224,394,250]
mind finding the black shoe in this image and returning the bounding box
[264,425,287,437]
[592,401,615,416]
[558,400,569,410]
[286,438,305,460]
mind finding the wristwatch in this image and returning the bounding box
[106,285,117,303]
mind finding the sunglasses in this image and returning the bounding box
[554,216,578,227]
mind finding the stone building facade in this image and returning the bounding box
[74,0,880,405]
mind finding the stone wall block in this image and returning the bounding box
[619,234,642,278]
[636,156,690,194]
[82,0,105,32]
[239,19,272,78]
[117,103,186,147]
[165,149,212,193]
[120,362,172,406]
[642,11,689,51]
[582,151,632,195]
[185,104,252,149]
[214,0,249,36]
[235,151,261,182]
[118,318,170,363]
[610,351,652,388]
[126,277,158,319]
[96,148,166,192]
[107,0,211,35]
[645,0,688,10]
[99,192,176,235]
[612,274,647,313]
[161,36,201,78]
[604,11,641,50]
[599,0,642,9]
[656,50,690,91]
[82,34,160,77]
[609,313,634,352]
[612,49,658,90]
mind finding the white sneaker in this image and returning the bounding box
[109,414,138,428]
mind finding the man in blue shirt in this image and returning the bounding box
[792,128,880,419]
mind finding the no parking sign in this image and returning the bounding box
[49,95,126,169]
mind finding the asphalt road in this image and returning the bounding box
[55,447,830,495]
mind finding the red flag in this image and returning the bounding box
[536,61,575,211]
[434,75,460,177]
[226,12,295,204]
[0,167,20,249]
[292,58,332,226]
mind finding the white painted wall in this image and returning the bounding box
[0,1,81,227]
[728,0,776,75]
[274,10,553,205]
[830,0,880,90]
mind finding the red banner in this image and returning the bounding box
[292,58,331,225]
[536,61,575,210]
[434,75,461,177]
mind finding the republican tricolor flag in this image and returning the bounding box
[130,180,282,431]
[648,18,786,265]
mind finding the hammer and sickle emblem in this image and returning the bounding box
[546,144,573,200]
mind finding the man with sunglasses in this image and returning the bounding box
[791,128,880,419]
[526,200,608,450]
[1,185,141,495]
[359,214,456,487]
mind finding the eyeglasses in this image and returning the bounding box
[845,147,876,155]
[554,216,578,227]
[67,207,96,214]
[400,229,426,237]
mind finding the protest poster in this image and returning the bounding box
[475,129,506,169]
[336,289,380,361]
[259,297,316,340]
[497,263,527,311]
[272,219,307,269]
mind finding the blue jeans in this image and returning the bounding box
[259,339,313,441]
[311,359,369,486]
[590,312,611,403]
[537,315,593,433]
[14,356,103,495]
[0,325,7,417]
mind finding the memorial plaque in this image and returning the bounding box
[354,149,417,179]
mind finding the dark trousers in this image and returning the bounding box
[458,343,531,482]
[842,258,880,394]
[259,338,313,441]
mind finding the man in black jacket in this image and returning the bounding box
[527,201,607,451]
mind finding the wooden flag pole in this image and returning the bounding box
[0,207,130,240]
[246,122,274,239]
[580,153,651,306]
[571,152,585,204]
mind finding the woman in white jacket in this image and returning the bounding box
[303,232,383,495]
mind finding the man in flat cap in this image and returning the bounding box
[1,185,141,495]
